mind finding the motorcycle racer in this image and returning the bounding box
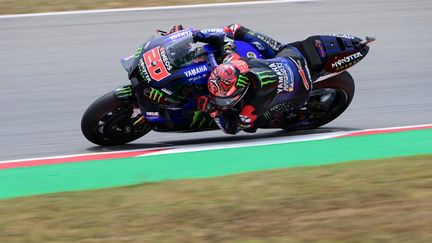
[81,24,370,146]
[191,24,313,134]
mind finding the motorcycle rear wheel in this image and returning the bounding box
[81,91,152,146]
[282,71,355,131]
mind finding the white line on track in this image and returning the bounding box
[139,131,347,157]
[137,123,432,156]
[0,0,318,19]
[340,123,432,133]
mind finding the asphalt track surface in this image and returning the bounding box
[0,0,431,161]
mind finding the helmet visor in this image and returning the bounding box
[211,85,249,110]
[212,95,240,110]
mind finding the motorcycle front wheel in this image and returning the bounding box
[81,91,153,146]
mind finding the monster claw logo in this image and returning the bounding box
[236,74,249,88]
[149,88,164,103]
[255,71,277,86]
[114,86,133,99]
[134,47,143,58]
[190,110,207,129]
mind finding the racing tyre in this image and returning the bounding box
[81,91,152,146]
[282,71,355,131]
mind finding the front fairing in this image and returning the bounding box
[121,36,155,77]
[121,29,264,125]
[121,29,212,88]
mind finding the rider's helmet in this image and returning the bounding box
[207,60,250,110]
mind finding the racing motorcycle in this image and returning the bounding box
[81,28,374,146]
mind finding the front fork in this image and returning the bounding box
[113,85,146,126]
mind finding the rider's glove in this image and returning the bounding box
[156,25,184,36]
[223,42,237,55]
[193,31,225,50]
[238,114,254,129]
[238,104,257,130]
[197,96,221,118]
[192,31,207,43]
[168,25,184,34]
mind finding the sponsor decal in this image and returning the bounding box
[304,62,312,87]
[149,87,164,103]
[252,41,265,51]
[247,52,257,58]
[269,62,294,94]
[188,74,206,82]
[184,65,209,78]
[255,71,277,86]
[159,48,173,71]
[161,88,173,95]
[314,40,326,58]
[169,29,193,40]
[145,112,159,117]
[331,52,363,69]
[114,86,133,99]
[256,34,282,51]
[138,59,151,83]
[236,74,249,88]
[143,47,172,82]
[208,53,218,67]
[190,110,206,129]
[134,46,143,58]
[331,34,355,39]
[201,28,224,33]
[288,57,311,91]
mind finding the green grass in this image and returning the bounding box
[1,155,432,242]
[0,0,258,14]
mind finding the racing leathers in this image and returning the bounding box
[195,24,313,134]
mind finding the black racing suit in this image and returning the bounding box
[196,24,313,134]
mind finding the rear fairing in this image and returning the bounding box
[291,34,370,82]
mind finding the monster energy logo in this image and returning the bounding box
[114,86,133,99]
[149,88,164,102]
[255,71,277,86]
[236,74,249,88]
[190,110,206,129]
[134,47,143,58]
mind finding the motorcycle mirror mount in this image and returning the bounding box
[156,29,168,36]
[361,36,376,46]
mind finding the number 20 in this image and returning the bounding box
[143,47,170,81]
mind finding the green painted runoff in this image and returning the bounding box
[1,129,431,199]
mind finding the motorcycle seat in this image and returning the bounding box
[288,38,324,74]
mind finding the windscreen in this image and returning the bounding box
[164,36,206,67]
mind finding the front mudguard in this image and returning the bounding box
[113,85,135,101]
